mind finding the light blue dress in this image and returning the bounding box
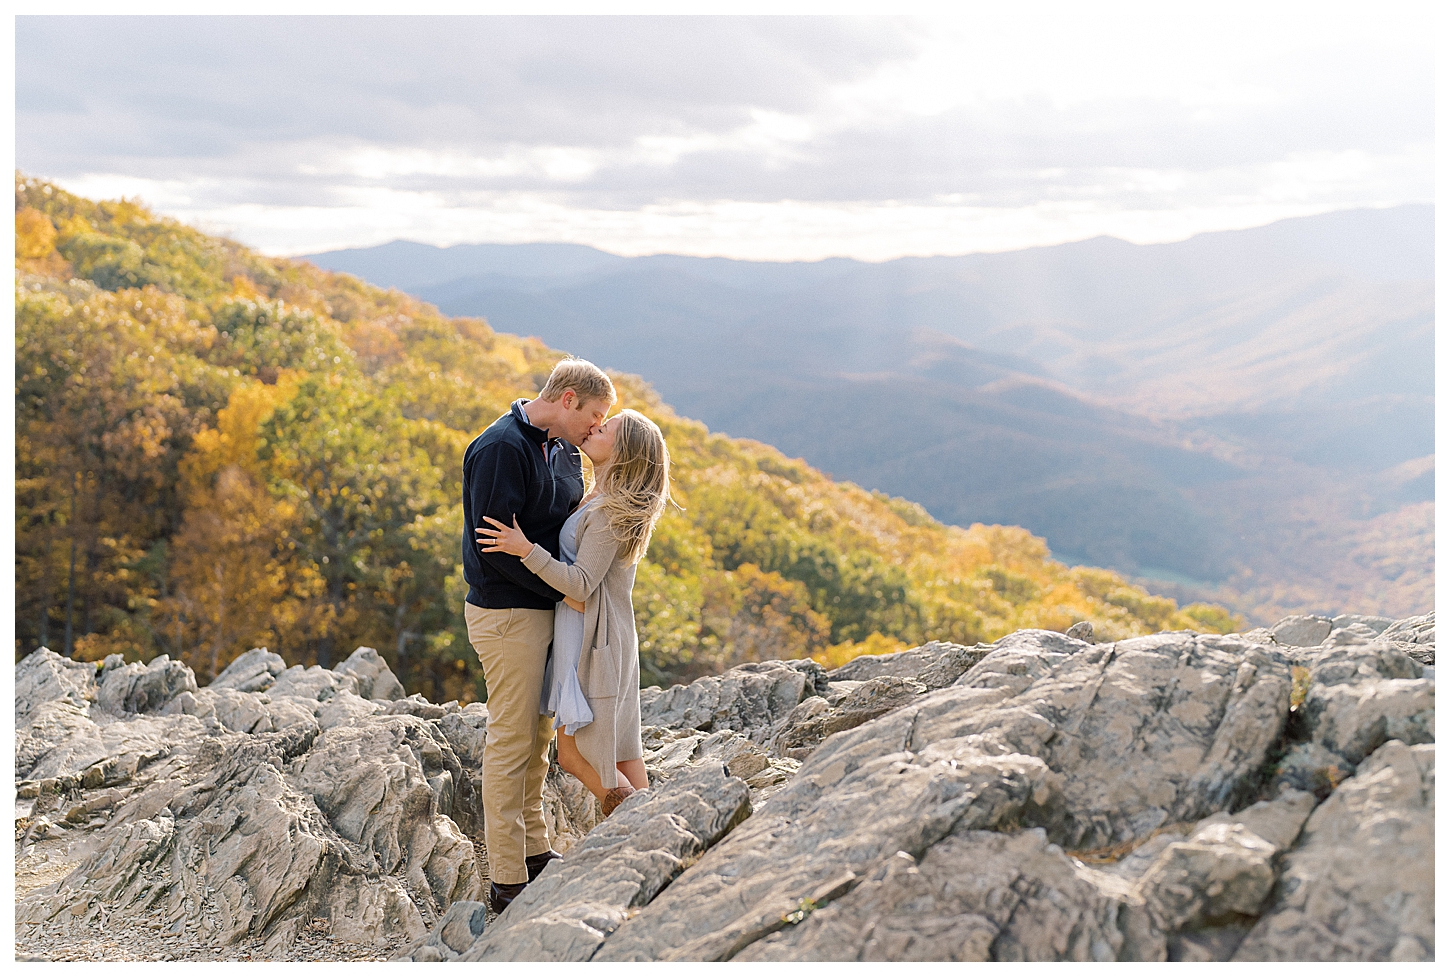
[540,498,596,734]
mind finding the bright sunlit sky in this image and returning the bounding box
[13,4,1436,261]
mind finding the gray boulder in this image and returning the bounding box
[1380,612,1434,664]
[199,687,318,734]
[334,645,408,700]
[643,726,800,804]
[267,663,355,700]
[455,762,751,962]
[397,900,489,961]
[825,640,990,685]
[1234,740,1434,961]
[1380,611,1434,644]
[316,689,387,730]
[1135,791,1316,938]
[209,647,287,693]
[772,675,926,760]
[386,692,455,720]
[96,654,197,715]
[16,647,96,724]
[16,697,104,782]
[1321,622,1380,645]
[1330,614,1392,635]
[1269,615,1334,648]
[1296,640,1433,764]
[639,658,828,744]
[1196,789,1318,851]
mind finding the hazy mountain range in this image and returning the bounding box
[303,205,1434,623]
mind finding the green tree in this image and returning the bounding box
[256,374,450,668]
[213,296,357,383]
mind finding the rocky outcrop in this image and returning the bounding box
[638,658,829,744]
[1234,740,1434,961]
[1268,611,1434,666]
[399,900,489,962]
[772,675,926,760]
[458,763,750,962]
[209,647,287,693]
[16,611,1435,962]
[823,640,991,685]
[592,629,1296,961]
[15,646,486,958]
[97,654,199,715]
[1295,640,1433,765]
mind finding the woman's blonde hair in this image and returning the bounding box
[593,409,671,565]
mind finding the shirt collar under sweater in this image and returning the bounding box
[511,399,555,454]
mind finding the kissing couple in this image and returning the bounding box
[460,357,670,914]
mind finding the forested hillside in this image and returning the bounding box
[14,174,1239,703]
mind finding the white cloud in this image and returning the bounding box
[16,10,1433,260]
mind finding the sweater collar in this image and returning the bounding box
[511,399,551,446]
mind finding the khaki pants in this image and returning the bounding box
[465,603,556,885]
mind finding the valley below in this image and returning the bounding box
[308,205,1435,625]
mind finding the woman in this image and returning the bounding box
[477,408,670,816]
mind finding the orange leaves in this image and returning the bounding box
[704,563,832,667]
[163,462,315,681]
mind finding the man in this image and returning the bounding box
[462,357,616,913]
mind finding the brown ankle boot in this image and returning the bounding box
[601,784,636,817]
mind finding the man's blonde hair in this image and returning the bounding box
[539,357,615,407]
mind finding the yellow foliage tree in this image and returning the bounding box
[163,375,325,680]
[15,206,71,278]
[702,563,832,669]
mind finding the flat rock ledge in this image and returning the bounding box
[15,612,1433,962]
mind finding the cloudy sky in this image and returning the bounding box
[15,7,1434,261]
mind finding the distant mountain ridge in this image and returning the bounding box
[303,205,1434,622]
[305,205,1432,293]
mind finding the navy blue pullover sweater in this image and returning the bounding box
[461,400,584,609]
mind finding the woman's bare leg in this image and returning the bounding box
[616,758,649,790]
[555,730,609,801]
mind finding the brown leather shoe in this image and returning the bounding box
[524,849,562,882]
[601,785,636,817]
[488,880,527,914]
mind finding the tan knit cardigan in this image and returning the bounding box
[521,504,641,786]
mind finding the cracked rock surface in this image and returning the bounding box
[16,610,1435,962]
[15,646,490,960]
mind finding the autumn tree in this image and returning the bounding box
[14,283,233,660]
[703,563,831,667]
[162,376,326,680]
